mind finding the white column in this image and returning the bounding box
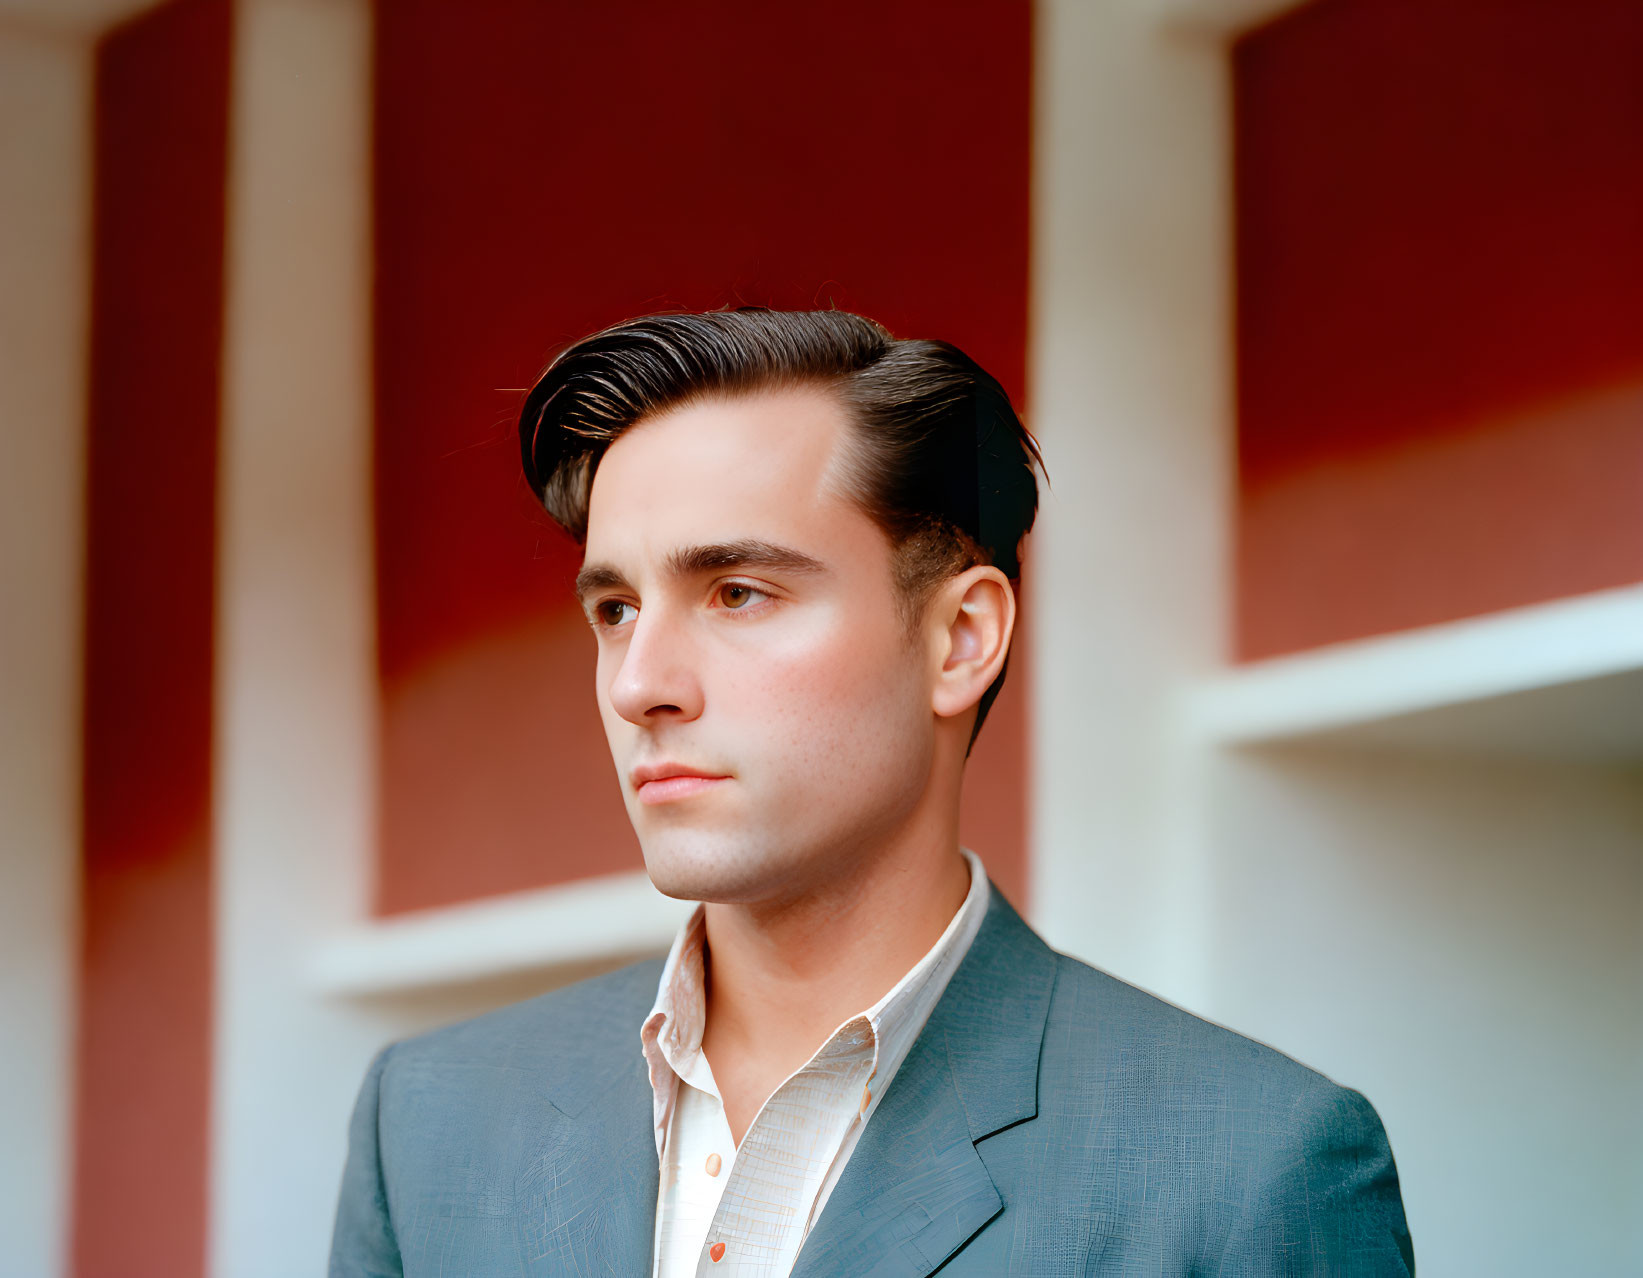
[0,27,93,1278]
[210,2,393,1273]
[1026,0,1232,1005]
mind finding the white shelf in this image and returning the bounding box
[1179,584,1643,761]
[309,870,694,997]
[1132,0,1309,38]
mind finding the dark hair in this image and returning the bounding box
[517,307,1045,748]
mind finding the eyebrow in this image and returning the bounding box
[573,538,830,608]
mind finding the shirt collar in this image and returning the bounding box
[638,848,991,1152]
[855,846,990,1084]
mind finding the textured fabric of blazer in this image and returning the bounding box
[330,885,1415,1276]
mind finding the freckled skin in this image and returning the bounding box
[583,386,937,907]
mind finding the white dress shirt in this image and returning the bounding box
[640,848,990,1277]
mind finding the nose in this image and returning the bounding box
[606,605,704,727]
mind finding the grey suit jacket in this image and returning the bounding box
[330,886,1414,1276]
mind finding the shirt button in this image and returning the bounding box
[705,1152,722,1177]
[709,1242,726,1262]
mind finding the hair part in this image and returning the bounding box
[518,307,1045,749]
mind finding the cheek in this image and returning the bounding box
[725,621,925,777]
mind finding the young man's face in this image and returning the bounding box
[577,386,941,905]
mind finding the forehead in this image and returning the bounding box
[583,386,878,566]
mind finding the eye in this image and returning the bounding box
[717,582,771,612]
[592,599,637,628]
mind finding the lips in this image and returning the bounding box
[629,762,732,806]
[629,762,729,789]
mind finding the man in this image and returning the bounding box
[330,308,1414,1276]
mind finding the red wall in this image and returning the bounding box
[74,2,229,1275]
[373,0,1034,913]
[1234,0,1643,660]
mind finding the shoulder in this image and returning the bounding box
[338,957,668,1263]
[1040,950,1393,1159]
[1034,953,1412,1269]
[379,955,664,1078]
[964,887,1363,1130]
[1047,950,1344,1098]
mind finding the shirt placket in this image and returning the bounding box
[694,1023,877,1276]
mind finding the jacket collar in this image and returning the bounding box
[525,883,1058,1278]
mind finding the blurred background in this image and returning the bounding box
[3,0,1640,1274]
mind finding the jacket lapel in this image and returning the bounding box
[790,887,1059,1278]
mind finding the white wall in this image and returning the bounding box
[0,26,91,1278]
[1028,2,1642,1273]
[205,4,619,1271]
[209,2,392,1272]
[1200,748,1643,1275]
[1026,0,1233,999]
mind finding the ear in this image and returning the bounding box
[929,566,1015,722]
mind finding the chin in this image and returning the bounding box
[637,830,793,905]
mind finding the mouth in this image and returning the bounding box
[629,762,732,806]
[635,774,730,805]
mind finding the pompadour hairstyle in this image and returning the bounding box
[517,306,1045,749]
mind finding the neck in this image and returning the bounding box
[695,727,976,1144]
[703,838,970,1051]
